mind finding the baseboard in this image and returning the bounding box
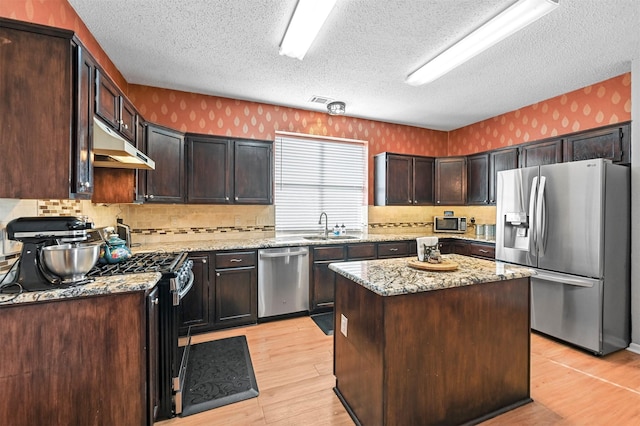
[626,342,640,355]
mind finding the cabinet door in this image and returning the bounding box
[413,156,435,205]
[466,153,489,205]
[72,42,95,198]
[564,124,630,164]
[134,118,147,203]
[145,124,185,203]
[435,157,467,205]
[468,242,495,259]
[95,69,120,129]
[214,266,257,327]
[519,139,562,167]
[385,154,413,205]
[377,241,410,258]
[186,136,231,203]
[179,254,211,334]
[489,148,518,204]
[312,262,338,311]
[234,140,273,204]
[120,96,137,141]
[0,22,75,199]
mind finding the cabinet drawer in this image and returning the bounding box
[215,251,256,268]
[468,243,495,259]
[377,241,409,258]
[346,243,376,260]
[313,245,345,261]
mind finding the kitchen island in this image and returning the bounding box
[329,254,534,425]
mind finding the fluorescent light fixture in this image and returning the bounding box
[327,101,346,115]
[406,0,559,86]
[279,0,338,60]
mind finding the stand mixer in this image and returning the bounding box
[2,216,96,292]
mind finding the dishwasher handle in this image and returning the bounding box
[259,249,309,259]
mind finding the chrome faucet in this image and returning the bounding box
[318,212,328,239]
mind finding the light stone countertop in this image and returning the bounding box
[132,232,496,254]
[0,272,161,306]
[328,254,534,297]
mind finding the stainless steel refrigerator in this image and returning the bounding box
[496,158,630,355]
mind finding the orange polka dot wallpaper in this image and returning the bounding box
[449,73,631,156]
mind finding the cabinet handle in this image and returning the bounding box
[235,196,239,201]
[479,249,489,253]
[202,259,207,264]
[216,272,220,277]
[389,248,398,252]
[436,201,441,204]
[149,194,154,199]
[225,196,229,201]
[230,259,243,263]
[123,124,129,129]
[152,297,158,305]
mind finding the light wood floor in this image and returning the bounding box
[157,316,640,425]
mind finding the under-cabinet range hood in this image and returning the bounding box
[92,117,155,170]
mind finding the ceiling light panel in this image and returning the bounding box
[279,0,338,60]
[406,0,559,86]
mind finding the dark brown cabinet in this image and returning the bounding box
[145,124,185,203]
[519,138,563,167]
[0,18,93,200]
[374,153,434,205]
[146,287,160,423]
[310,245,345,312]
[377,241,410,258]
[489,147,519,204]
[438,238,495,260]
[435,157,467,205]
[564,123,630,165]
[178,254,211,335]
[186,135,272,204]
[95,69,136,141]
[346,243,377,260]
[214,251,258,327]
[468,241,495,259]
[466,153,489,205]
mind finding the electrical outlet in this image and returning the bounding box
[340,314,348,337]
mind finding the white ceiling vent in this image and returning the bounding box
[309,95,333,105]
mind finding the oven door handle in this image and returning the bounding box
[173,270,195,306]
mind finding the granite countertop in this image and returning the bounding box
[0,272,161,306]
[328,254,534,297]
[132,232,496,254]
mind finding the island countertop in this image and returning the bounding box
[328,254,534,296]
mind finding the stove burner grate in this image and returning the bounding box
[87,252,182,277]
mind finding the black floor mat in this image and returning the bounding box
[311,312,334,335]
[181,335,259,417]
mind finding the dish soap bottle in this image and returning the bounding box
[333,224,340,236]
[340,224,346,236]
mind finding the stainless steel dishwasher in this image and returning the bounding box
[258,246,309,318]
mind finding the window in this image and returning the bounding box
[274,132,367,234]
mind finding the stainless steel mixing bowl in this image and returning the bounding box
[41,243,101,282]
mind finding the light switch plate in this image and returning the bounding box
[340,314,348,337]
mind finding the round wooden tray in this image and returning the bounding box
[407,258,459,271]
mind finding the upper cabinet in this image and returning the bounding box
[95,69,136,141]
[186,135,273,205]
[563,123,630,165]
[519,138,563,167]
[374,153,434,206]
[435,157,467,205]
[466,153,489,205]
[488,147,519,204]
[145,124,185,203]
[0,18,94,200]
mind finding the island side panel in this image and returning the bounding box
[0,293,147,426]
[334,273,385,426]
[384,278,531,425]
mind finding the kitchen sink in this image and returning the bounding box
[303,235,358,241]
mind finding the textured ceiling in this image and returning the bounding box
[67,0,639,131]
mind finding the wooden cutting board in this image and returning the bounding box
[407,258,459,271]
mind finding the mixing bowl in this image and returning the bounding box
[41,243,101,282]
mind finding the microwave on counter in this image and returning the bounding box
[433,216,467,233]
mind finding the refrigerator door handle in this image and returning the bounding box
[528,176,538,253]
[534,270,595,288]
[536,176,547,256]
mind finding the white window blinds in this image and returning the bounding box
[274,132,367,234]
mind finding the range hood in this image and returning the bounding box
[92,117,155,170]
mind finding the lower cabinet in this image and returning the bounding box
[214,251,257,328]
[439,238,495,260]
[310,245,346,312]
[179,250,257,335]
[377,241,410,258]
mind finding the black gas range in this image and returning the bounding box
[89,251,194,420]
